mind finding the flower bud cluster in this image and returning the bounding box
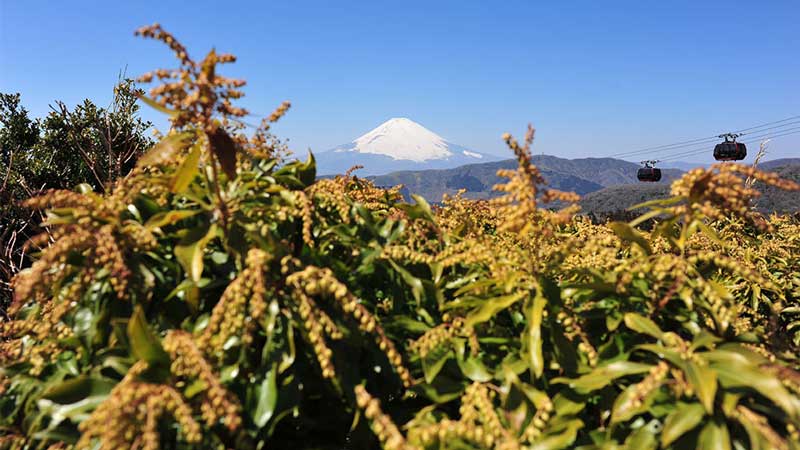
[293,289,336,379]
[354,386,416,450]
[733,405,788,450]
[669,164,800,232]
[307,178,352,224]
[521,396,554,442]
[556,310,598,367]
[409,318,477,359]
[77,373,201,450]
[163,331,242,431]
[287,266,413,387]
[13,226,93,307]
[134,24,247,129]
[200,249,269,358]
[489,126,578,238]
[412,382,518,449]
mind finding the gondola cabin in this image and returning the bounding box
[713,141,747,161]
[637,167,662,182]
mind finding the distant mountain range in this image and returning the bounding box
[370,154,683,202]
[659,161,710,171]
[364,155,799,215]
[316,118,501,176]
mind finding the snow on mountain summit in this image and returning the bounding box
[317,118,499,176]
[343,117,453,162]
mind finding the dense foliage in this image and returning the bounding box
[0,82,153,307]
[2,25,800,450]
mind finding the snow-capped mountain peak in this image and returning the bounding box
[318,117,499,176]
[339,117,452,162]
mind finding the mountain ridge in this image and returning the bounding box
[370,154,683,202]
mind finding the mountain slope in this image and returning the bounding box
[580,163,800,216]
[370,154,683,202]
[316,118,500,176]
[759,158,800,171]
[373,160,604,201]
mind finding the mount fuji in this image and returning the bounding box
[315,118,501,176]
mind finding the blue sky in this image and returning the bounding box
[1,0,798,163]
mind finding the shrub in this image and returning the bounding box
[0,81,153,309]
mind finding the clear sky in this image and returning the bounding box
[1,0,798,163]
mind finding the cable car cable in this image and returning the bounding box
[732,115,800,134]
[643,127,800,161]
[658,128,800,161]
[607,114,800,159]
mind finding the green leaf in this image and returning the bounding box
[466,291,526,327]
[41,376,116,404]
[611,383,655,423]
[387,260,424,305]
[552,360,653,393]
[144,210,200,229]
[410,195,434,220]
[684,361,717,414]
[697,419,731,450]
[126,306,170,368]
[457,357,493,382]
[175,224,217,282]
[552,392,586,416]
[170,141,202,193]
[397,195,435,222]
[421,343,452,384]
[296,151,317,186]
[707,348,800,418]
[690,330,722,351]
[629,195,684,212]
[184,379,207,399]
[526,289,546,378]
[529,418,583,450]
[254,366,278,427]
[623,313,665,340]
[661,403,706,447]
[608,221,652,255]
[137,131,194,167]
[696,222,724,247]
[624,424,658,450]
[137,94,180,117]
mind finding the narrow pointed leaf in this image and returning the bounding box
[137,94,180,117]
[623,313,665,340]
[127,306,169,367]
[552,360,653,393]
[697,419,731,450]
[684,361,717,414]
[137,131,194,167]
[526,290,546,378]
[175,224,217,282]
[661,402,705,447]
[170,142,202,193]
[254,366,278,427]
[608,221,652,255]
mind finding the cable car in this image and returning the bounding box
[714,133,746,161]
[637,160,662,182]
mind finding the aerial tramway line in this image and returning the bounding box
[610,115,800,182]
